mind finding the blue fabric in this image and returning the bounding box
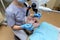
[29,22,59,40]
[21,23,34,31]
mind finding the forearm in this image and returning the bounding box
[12,23,34,31]
[12,25,23,30]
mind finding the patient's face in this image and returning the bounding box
[27,16,39,24]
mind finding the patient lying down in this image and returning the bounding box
[27,17,59,40]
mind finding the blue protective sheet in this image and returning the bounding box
[29,22,59,40]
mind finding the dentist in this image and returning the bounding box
[5,0,35,40]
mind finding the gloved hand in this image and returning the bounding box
[21,23,34,31]
[34,12,42,19]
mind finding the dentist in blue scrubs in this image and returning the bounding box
[5,0,35,40]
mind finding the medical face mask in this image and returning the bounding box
[18,0,27,3]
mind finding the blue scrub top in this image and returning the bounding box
[5,3,30,27]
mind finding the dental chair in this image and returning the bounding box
[0,12,15,40]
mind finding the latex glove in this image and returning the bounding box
[21,23,34,31]
[34,12,42,19]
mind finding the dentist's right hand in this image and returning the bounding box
[21,23,34,31]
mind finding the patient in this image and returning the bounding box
[23,13,41,35]
[22,12,42,31]
[28,18,59,40]
[26,16,40,28]
[27,13,58,40]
